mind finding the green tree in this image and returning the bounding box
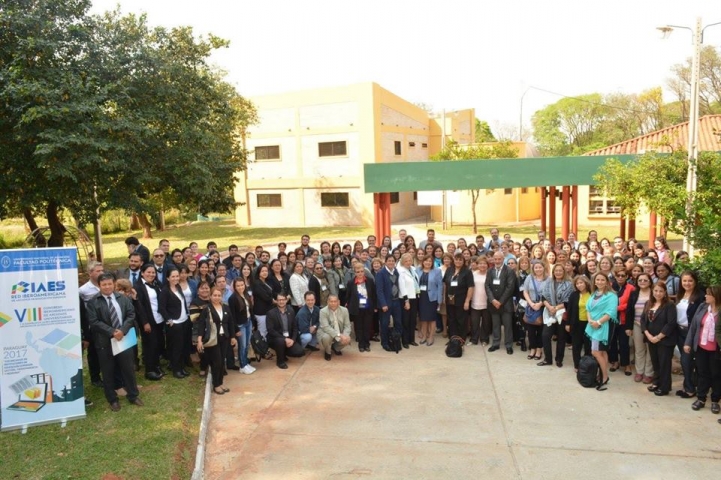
[431,140,518,233]
[475,119,496,142]
[595,151,721,284]
[0,0,256,244]
[668,45,721,120]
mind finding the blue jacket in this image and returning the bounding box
[375,267,397,309]
[415,266,443,303]
[296,305,320,334]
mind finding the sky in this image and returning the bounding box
[90,0,721,138]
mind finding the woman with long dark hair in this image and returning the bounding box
[159,269,190,379]
[229,278,255,375]
[685,285,721,414]
[523,260,547,361]
[190,281,211,377]
[641,281,678,396]
[443,253,474,339]
[627,273,655,383]
[675,270,705,398]
[253,264,274,338]
[197,287,235,395]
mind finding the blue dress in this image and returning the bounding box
[418,271,438,321]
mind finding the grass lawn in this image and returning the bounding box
[0,362,205,480]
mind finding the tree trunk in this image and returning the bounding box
[130,213,140,230]
[137,213,153,239]
[471,190,479,234]
[155,210,165,231]
[46,201,66,247]
[23,207,46,247]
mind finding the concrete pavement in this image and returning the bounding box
[204,340,720,479]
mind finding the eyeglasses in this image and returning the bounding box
[153,254,164,258]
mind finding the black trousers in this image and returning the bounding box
[269,337,304,364]
[165,321,186,373]
[571,322,591,368]
[447,304,467,338]
[353,309,373,349]
[648,342,674,393]
[141,322,163,374]
[526,323,543,350]
[204,343,223,388]
[542,323,566,363]
[695,347,721,403]
[87,338,102,382]
[470,308,491,344]
[96,344,139,404]
[402,298,418,345]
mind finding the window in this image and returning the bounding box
[394,141,401,155]
[257,194,282,208]
[409,141,416,147]
[390,192,400,204]
[504,188,513,195]
[422,143,428,148]
[255,145,280,161]
[318,141,347,157]
[413,191,418,201]
[521,187,528,194]
[321,192,349,207]
[588,185,619,215]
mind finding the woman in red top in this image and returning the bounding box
[609,267,635,376]
[684,285,721,414]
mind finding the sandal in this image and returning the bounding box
[222,387,230,393]
[691,399,705,410]
[647,384,658,392]
[609,363,619,372]
[596,378,609,391]
[213,387,225,395]
[533,355,542,360]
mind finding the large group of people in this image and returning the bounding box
[78,230,720,424]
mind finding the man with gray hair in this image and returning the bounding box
[485,251,516,355]
[318,295,352,361]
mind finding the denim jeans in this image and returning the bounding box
[300,332,318,348]
[238,322,251,368]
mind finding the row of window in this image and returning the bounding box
[254,140,430,162]
[258,192,350,208]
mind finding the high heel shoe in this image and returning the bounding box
[596,378,609,391]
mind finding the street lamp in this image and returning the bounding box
[519,86,531,141]
[660,18,721,258]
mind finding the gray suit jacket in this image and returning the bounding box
[319,305,352,338]
[485,265,515,313]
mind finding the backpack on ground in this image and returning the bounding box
[389,329,402,354]
[250,330,273,362]
[445,335,465,358]
[577,355,600,388]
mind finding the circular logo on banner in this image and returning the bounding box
[1,256,10,269]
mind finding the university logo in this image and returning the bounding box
[1,256,10,269]
[11,281,30,295]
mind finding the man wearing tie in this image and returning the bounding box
[152,249,168,287]
[376,256,403,352]
[86,273,143,411]
[485,251,516,355]
[318,295,352,361]
[116,253,143,286]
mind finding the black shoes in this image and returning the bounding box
[227,365,240,371]
[145,372,162,381]
[306,345,320,352]
[382,345,392,352]
[109,401,121,412]
[556,361,563,368]
[692,399,705,410]
[506,348,513,355]
[277,362,288,369]
[172,371,185,379]
[332,348,343,356]
[91,379,104,388]
[654,389,669,396]
[676,390,696,399]
[537,361,552,366]
[325,352,332,361]
[129,398,144,407]
[712,402,721,414]
[488,346,500,352]
[409,341,419,347]
[402,344,409,349]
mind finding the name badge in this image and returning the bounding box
[493,278,501,285]
[321,285,328,291]
[450,280,458,287]
[359,298,367,306]
[420,285,428,291]
[339,283,345,289]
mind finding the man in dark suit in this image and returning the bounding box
[125,236,150,265]
[266,292,305,369]
[151,248,170,287]
[115,252,143,286]
[485,251,516,354]
[376,255,403,352]
[86,273,144,411]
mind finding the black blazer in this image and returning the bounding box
[641,302,677,346]
[86,292,136,347]
[135,244,151,264]
[252,280,274,316]
[134,281,162,328]
[228,292,251,330]
[267,272,290,298]
[266,307,298,343]
[566,290,583,330]
[307,275,322,305]
[197,303,233,343]
[153,264,170,288]
[346,276,376,315]
[158,284,189,322]
[625,288,652,332]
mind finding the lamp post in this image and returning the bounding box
[519,86,531,141]
[660,18,721,258]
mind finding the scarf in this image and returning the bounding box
[584,291,619,344]
[700,308,717,346]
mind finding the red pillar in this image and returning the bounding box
[548,186,557,243]
[619,208,626,240]
[561,186,570,241]
[628,218,636,239]
[380,193,391,240]
[649,212,657,246]
[571,185,578,236]
[373,193,382,244]
[540,187,547,234]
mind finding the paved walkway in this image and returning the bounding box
[204,341,719,479]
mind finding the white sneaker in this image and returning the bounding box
[247,364,256,373]
[241,365,255,375]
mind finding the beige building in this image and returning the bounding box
[234,83,478,228]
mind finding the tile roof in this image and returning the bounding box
[583,114,721,156]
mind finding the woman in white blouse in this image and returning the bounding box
[398,253,420,348]
[289,261,309,313]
